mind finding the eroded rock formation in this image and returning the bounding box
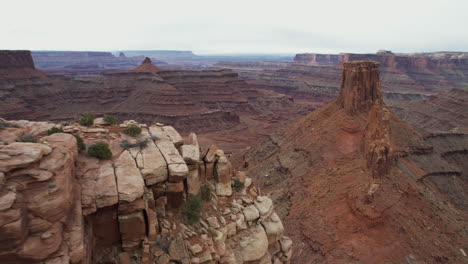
[235,61,468,263]
[1,50,306,152]
[0,118,292,263]
[216,51,468,132]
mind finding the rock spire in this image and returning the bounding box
[338,61,382,114]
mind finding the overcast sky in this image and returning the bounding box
[1,0,467,54]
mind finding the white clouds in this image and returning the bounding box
[1,0,467,53]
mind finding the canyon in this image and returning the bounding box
[1,49,467,264]
[0,51,306,153]
[234,61,468,263]
[215,50,468,132]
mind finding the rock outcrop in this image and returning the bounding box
[0,118,292,264]
[338,61,383,114]
[0,50,47,80]
[236,61,468,263]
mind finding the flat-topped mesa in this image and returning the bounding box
[338,61,383,114]
[0,50,35,69]
[130,57,161,73]
[0,50,47,80]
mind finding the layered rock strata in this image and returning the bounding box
[236,61,468,263]
[1,50,306,152]
[0,118,292,263]
[216,51,468,132]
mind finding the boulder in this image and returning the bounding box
[156,140,185,164]
[243,205,260,222]
[0,143,52,172]
[162,126,184,147]
[254,196,273,220]
[204,145,219,163]
[236,171,247,183]
[280,236,293,260]
[168,235,189,262]
[148,125,166,141]
[261,212,284,244]
[114,150,145,203]
[181,144,200,164]
[186,132,199,146]
[206,216,220,228]
[237,225,269,262]
[140,140,168,185]
[95,161,118,208]
[168,163,189,183]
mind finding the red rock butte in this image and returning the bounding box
[238,61,468,263]
[338,61,383,114]
[130,57,161,73]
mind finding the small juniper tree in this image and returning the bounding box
[181,195,203,225]
[79,114,95,126]
[122,124,142,137]
[103,115,117,125]
[87,142,112,159]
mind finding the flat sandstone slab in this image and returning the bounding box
[114,150,145,203]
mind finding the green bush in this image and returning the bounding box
[103,115,117,125]
[233,179,245,193]
[122,124,142,137]
[79,114,95,126]
[47,127,64,135]
[74,135,85,152]
[201,184,211,202]
[17,134,37,143]
[181,195,203,225]
[87,142,112,160]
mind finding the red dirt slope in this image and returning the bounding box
[237,61,468,263]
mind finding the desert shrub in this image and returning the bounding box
[201,184,211,202]
[233,179,245,193]
[122,124,142,137]
[120,138,149,150]
[47,127,64,135]
[136,139,149,148]
[103,115,117,125]
[120,140,134,149]
[79,114,95,126]
[87,141,112,160]
[74,135,85,152]
[181,195,203,225]
[17,134,37,143]
[0,122,20,130]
